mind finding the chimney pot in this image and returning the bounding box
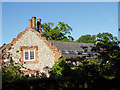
[37,18,42,33]
[32,16,36,29]
[29,19,32,28]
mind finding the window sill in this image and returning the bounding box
[20,60,38,64]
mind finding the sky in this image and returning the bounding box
[118,1,120,41]
[2,2,118,45]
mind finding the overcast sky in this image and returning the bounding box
[2,2,118,45]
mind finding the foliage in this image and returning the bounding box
[92,32,120,77]
[3,77,120,90]
[76,32,118,44]
[96,33,119,61]
[96,32,118,44]
[41,22,74,42]
[85,59,101,66]
[76,34,96,43]
[50,56,71,78]
[2,31,120,89]
[2,60,23,82]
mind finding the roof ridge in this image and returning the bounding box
[51,41,94,44]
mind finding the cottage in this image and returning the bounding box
[1,17,98,77]
[1,17,61,77]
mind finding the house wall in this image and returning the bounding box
[9,29,56,75]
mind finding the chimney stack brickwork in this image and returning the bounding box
[32,16,36,29]
[29,17,42,33]
[29,19,32,28]
[37,18,42,33]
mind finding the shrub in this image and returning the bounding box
[50,56,71,78]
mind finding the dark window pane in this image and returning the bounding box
[30,50,34,60]
[25,51,29,60]
[68,50,75,54]
[61,50,68,54]
[31,74,35,77]
[61,50,65,53]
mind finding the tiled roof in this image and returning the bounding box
[50,41,98,59]
[50,41,94,51]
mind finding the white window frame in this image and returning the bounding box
[23,50,35,61]
[24,73,36,78]
[29,73,37,78]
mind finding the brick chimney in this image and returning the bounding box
[29,19,32,28]
[32,16,36,29]
[37,18,42,33]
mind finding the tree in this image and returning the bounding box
[41,22,73,41]
[76,34,96,43]
[50,56,71,78]
[95,32,119,61]
[41,22,54,40]
[93,32,120,76]
[68,35,74,41]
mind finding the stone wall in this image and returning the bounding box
[8,28,61,76]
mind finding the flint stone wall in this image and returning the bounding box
[9,29,55,73]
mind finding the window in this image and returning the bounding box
[61,50,69,54]
[19,46,38,64]
[24,73,36,78]
[68,50,76,54]
[23,50,35,61]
